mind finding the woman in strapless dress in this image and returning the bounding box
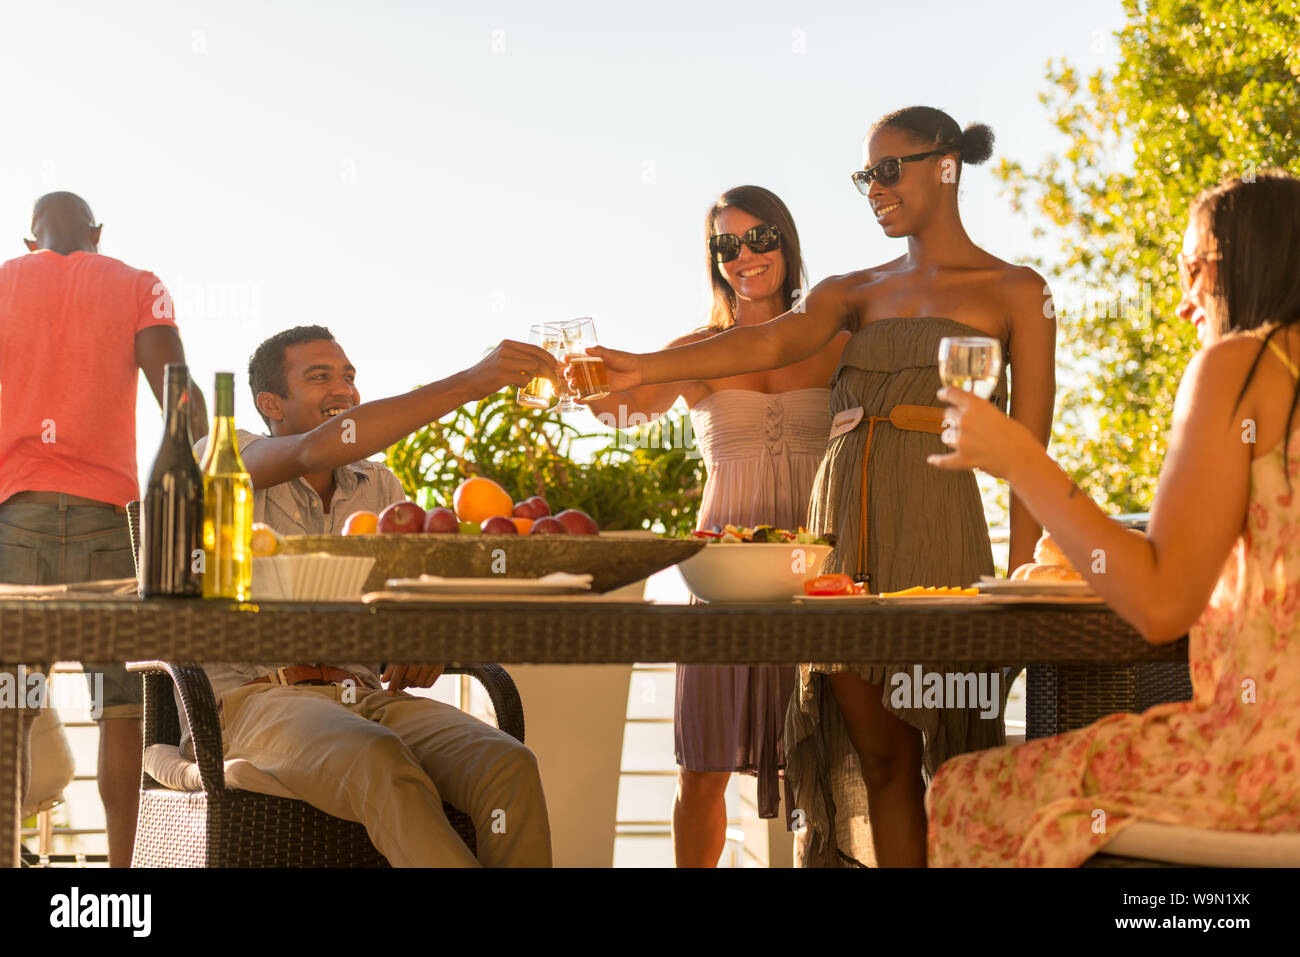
[590,107,1058,866]
[584,185,848,867]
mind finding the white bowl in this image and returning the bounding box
[676,542,833,602]
[252,554,376,601]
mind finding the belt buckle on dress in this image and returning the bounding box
[275,666,291,687]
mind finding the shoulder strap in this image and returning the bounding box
[1242,328,1294,382]
[1265,337,1300,383]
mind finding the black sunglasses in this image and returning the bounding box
[850,149,949,194]
[709,224,781,263]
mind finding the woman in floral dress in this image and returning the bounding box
[927,170,1300,865]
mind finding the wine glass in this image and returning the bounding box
[938,336,1002,399]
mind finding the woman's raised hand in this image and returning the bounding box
[568,345,643,398]
[927,386,1036,480]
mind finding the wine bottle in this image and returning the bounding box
[140,363,204,597]
[201,372,253,600]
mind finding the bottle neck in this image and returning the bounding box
[203,379,247,475]
[163,368,193,447]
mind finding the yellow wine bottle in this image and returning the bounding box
[201,372,253,600]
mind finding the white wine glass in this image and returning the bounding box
[938,336,1002,399]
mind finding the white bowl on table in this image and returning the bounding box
[252,554,376,601]
[676,542,834,603]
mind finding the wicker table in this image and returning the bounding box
[0,595,1187,867]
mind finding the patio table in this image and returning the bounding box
[0,594,1187,867]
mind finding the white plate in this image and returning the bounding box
[383,572,592,595]
[977,576,1096,598]
[800,593,987,604]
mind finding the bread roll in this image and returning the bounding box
[1010,562,1036,581]
[1033,532,1076,572]
[1023,563,1083,583]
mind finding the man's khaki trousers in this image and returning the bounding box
[219,681,552,867]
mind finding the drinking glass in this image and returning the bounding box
[938,336,1002,399]
[518,324,561,409]
[560,317,610,402]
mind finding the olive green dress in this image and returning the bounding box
[784,316,1011,867]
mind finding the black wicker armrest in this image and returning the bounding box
[444,663,524,744]
[127,660,226,793]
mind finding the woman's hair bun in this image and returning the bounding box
[959,123,995,165]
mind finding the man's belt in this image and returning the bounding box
[856,405,946,586]
[2,491,127,515]
[244,665,364,688]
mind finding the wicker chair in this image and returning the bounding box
[128,660,524,867]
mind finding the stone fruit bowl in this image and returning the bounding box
[280,530,705,594]
[676,541,834,602]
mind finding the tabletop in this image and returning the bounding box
[0,594,1187,666]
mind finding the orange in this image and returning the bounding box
[511,517,534,534]
[250,523,285,557]
[453,477,514,523]
[342,510,378,535]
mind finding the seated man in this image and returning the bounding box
[191,324,559,867]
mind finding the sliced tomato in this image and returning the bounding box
[691,530,723,539]
[804,574,855,596]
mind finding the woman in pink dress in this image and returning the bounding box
[585,185,847,867]
[927,169,1300,865]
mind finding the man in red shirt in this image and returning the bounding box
[0,192,207,866]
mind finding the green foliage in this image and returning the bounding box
[384,389,707,535]
[996,0,1300,511]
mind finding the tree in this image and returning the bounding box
[997,0,1300,512]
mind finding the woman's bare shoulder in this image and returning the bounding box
[666,327,721,349]
[821,257,908,290]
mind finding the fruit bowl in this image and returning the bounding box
[676,542,834,602]
[280,531,704,594]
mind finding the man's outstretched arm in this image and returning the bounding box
[239,339,559,490]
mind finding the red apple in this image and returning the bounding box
[525,495,550,517]
[529,516,566,535]
[423,507,459,533]
[481,516,518,534]
[378,501,427,534]
[512,500,539,519]
[554,508,599,535]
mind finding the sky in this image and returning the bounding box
[0,0,1129,491]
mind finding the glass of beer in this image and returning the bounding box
[561,317,611,402]
[518,324,560,409]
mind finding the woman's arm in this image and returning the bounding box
[584,331,712,425]
[930,337,1256,644]
[1003,269,1057,570]
[589,276,855,392]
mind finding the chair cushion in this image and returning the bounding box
[143,743,297,800]
[1104,821,1300,867]
[23,706,76,817]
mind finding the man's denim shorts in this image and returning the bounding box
[0,499,141,721]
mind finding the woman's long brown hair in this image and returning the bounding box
[1197,170,1300,481]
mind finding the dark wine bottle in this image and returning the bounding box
[140,363,204,597]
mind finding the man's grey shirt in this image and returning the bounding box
[183,429,407,753]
